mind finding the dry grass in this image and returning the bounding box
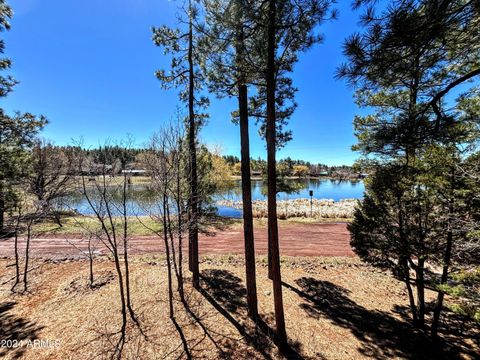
[0,256,477,360]
[218,199,357,220]
[31,216,163,237]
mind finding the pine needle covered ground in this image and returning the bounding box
[0,256,478,359]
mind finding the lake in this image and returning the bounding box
[63,179,364,218]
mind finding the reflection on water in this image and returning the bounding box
[215,179,365,202]
[62,179,364,218]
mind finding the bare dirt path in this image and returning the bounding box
[0,222,354,259]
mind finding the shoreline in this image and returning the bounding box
[79,175,366,184]
[227,175,365,181]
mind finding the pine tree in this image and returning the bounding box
[340,0,480,331]
[260,0,335,347]
[0,0,46,233]
[201,0,260,320]
[152,0,209,288]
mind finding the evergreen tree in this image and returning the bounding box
[201,0,260,319]
[340,0,480,331]
[260,0,335,347]
[152,0,209,288]
[0,1,46,233]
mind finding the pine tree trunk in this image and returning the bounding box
[268,239,273,280]
[432,170,455,337]
[405,271,418,323]
[266,0,287,347]
[187,0,200,289]
[235,7,258,321]
[398,206,418,323]
[238,82,258,320]
[400,256,418,323]
[415,259,426,329]
[0,182,5,233]
[431,229,452,337]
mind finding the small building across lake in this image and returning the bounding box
[121,169,148,176]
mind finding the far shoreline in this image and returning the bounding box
[224,175,366,181]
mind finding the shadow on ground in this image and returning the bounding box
[0,301,44,359]
[282,277,478,360]
[200,269,311,359]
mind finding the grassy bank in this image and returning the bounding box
[32,216,163,236]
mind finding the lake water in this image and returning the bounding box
[214,179,364,217]
[63,179,364,218]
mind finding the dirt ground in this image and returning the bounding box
[0,223,354,259]
[0,256,478,360]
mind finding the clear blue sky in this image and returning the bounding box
[2,0,365,166]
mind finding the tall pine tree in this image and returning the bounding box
[152,0,209,288]
[0,0,46,233]
[340,0,480,331]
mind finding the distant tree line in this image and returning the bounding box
[223,155,365,179]
[9,144,362,181]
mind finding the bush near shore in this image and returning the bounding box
[218,198,358,219]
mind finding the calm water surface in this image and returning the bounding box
[63,179,364,218]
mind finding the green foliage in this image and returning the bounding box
[0,0,15,98]
[201,0,336,148]
[339,1,480,160]
[151,1,209,129]
[86,145,138,168]
[442,268,480,323]
[197,144,223,212]
[0,0,47,229]
[342,1,480,328]
[0,112,47,227]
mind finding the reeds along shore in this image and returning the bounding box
[218,198,358,219]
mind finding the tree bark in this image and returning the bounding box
[238,85,258,319]
[88,242,94,288]
[122,180,136,322]
[431,229,452,337]
[163,192,175,319]
[12,227,20,292]
[415,258,426,329]
[176,149,186,302]
[235,4,258,321]
[401,257,418,323]
[398,201,418,323]
[266,0,287,347]
[23,219,33,293]
[432,169,455,337]
[188,0,200,289]
[112,246,128,360]
[53,211,63,227]
[167,202,180,282]
[0,182,4,233]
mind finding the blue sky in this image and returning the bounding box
[2,0,364,165]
